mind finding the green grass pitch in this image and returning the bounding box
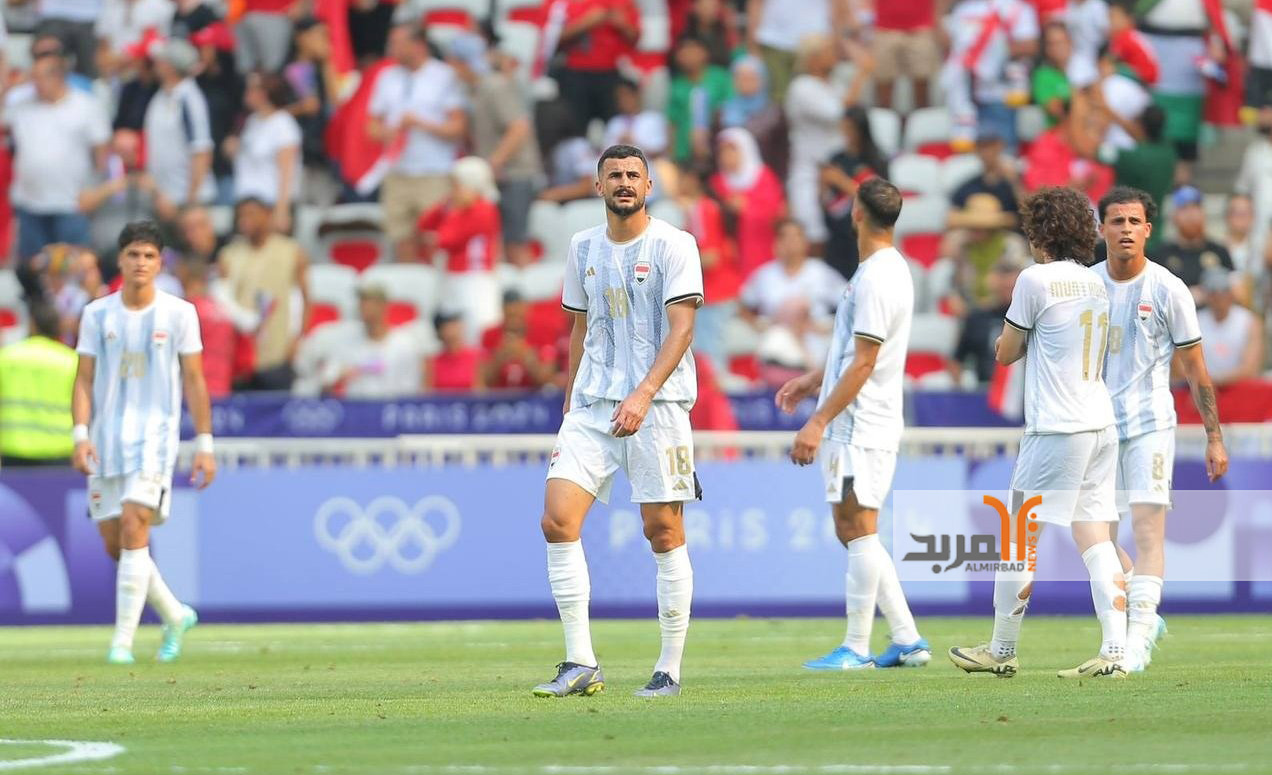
[2,616,1270,775]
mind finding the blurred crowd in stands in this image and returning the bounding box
[0,0,1269,419]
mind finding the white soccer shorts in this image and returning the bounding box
[547,400,700,504]
[1009,426,1118,525]
[87,471,172,524]
[1116,428,1175,513]
[820,441,897,510]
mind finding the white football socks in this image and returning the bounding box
[1082,542,1128,660]
[147,557,185,626]
[111,547,151,651]
[652,545,693,683]
[1127,574,1163,646]
[870,537,920,646]
[990,547,1034,659]
[842,535,883,654]
[546,540,597,667]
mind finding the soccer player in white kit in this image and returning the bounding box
[1095,187,1228,671]
[71,222,217,665]
[532,145,704,698]
[948,187,1128,679]
[776,178,930,670]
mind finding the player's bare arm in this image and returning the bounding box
[1175,343,1228,482]
[775,367,826,414]
[181,352,218,490]
[71,353,98,475]
[562,311,587,414]
[790,336,880,466]
[611,300,696,438]
[995,322,1028,365]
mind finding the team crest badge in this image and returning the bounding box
[634,260,651,284]
[549,448,561,469]
[1137,302,1153,320]
[153,330,169,346]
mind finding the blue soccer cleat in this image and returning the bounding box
[106,646,135,665]
[873,638,932,668]
[1153,615,1168,645]
[157,605,198,663]
[803,646,874,670]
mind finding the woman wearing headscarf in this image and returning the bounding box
[709,127,787,281]
[719,55,787,177]
[417,156,503,343]
[820,105,889,279]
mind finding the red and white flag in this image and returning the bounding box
[988,360,1025,421]
[354,128,407,196]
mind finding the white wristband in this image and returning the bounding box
[195,433,214,454]
[72,424,89,444]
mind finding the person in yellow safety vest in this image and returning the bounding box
[0,302,77,466]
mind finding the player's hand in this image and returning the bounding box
[1205,438,1229,482]
[190,451,217,490]
[611,388,652,437]
[72,441,98,475]
[775,373,818,414]
[790,417,825,466]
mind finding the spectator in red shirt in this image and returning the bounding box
[710,127,787,281]
[417,156,503,344]
[677,163,737,371]
[425,313,485,391]
[179,259,238,399]
[870,0,940,110]
[1022,100,1112,204]
[479,295,557,390]
[554,0,641,124]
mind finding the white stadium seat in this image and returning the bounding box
[907,258,930,314]
[307,264,359,320]
[925,257,957,307]
[940,154,984,196]
[868,107,902,159]
[527,200,566,261]
[648,198,686,229]
[908,312,958,356]
[495,21,541,82]
[890,154,942,197]
[902,106,952,152]
[1016,105,1048,143]
[893,195,948,240]
[361,264,442,322]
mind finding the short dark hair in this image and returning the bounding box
[118,221,165,252]
[1098,186,1157,224]
[28,302,60,340]
[1139,104,1166,143]
[615,76,640,93]
[393,22,430,46]
[597,144,649,175]
[857,178,903,229]
[254,72,295,109]
[774,217,804,235]
[235,196,271,212]
[1020,186,1098,264]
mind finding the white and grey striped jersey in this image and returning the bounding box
[1094,260,1201,440]
[562,217,704,407]
[76,291,202,477]
[820,246,913,452]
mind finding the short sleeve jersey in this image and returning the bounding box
[562,217,704,407]
[1093,260,1201,440]
[820,247,914,452]
[1005,261,1116,434]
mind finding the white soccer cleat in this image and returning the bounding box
[1057,655,1127,679]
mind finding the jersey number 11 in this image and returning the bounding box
[1078,309,1109,381]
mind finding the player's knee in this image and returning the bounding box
[540,512,577,542]
[643,522,683,553]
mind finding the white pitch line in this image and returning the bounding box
[0,740,125,772]
[387,764,1258,775]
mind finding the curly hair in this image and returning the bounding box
[1020,187,1099,265]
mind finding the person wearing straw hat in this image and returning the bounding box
[417,156,503,344]
[944,192,1029,314]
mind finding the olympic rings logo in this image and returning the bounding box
[313,495,461,575]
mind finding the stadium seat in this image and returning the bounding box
[906,312,958,378]
[5,33,32,71]
[307,264,359,327]
[527,200,566,262]
[648,198,686,228]
[0,269,27,345]
[495,21,541,83]
[940,154,984,196]
[894,195,947,267]
[321,232,386,272]
[557,199,603,253]
[906,258,930,313]
[925,257,956,308]
[868,107,902,158]
[294,205,324,259]
[519,262,565,301]
[395,0,490,24]
[901,107,952,155]
[1016,105,1048,143]
[637,14,670,53]
[890,154,942,197]
[361,264,441,324]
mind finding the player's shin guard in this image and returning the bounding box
[1081,541,1128,661]
[147,558,185,625]
[1127,574,1163,645]
[870,537,919,645]
[653,545,692,683]
[842,535,883,654]
[990,550,1033,660]
[112,547,151,650]
[546,540,598,667]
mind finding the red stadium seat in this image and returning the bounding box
[728,354,760,381]
[901,233,942,267]
[0,308,16,329]
[506,5,542,24]
[329,239,383,272]
[387,301,418,327]
[916,142,956,160]
[306,303,341,333]
[423,8,475,26]
[905,352,947,379]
